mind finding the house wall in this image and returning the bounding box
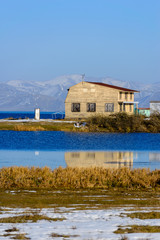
[150,102,160,114]
[118,91,134,102]
[65,81,135,119]
[138,109,150,117]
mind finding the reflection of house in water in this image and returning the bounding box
[149,153,160,162]
[65,151,133,169]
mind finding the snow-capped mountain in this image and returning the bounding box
[0,74,159,111]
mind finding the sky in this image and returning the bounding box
[0,0,159,83]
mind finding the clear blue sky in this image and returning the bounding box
[0,0,159,83]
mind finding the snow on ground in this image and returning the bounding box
[0,207,160,239]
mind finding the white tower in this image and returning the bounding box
[35,108,40,120]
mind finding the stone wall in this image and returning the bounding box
[65,81,135,118]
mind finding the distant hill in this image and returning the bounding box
[0,75,159,111]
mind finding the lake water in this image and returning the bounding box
[0,111,65,120]
[0,131,160,170]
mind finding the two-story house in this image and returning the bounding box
[65,81,139,119]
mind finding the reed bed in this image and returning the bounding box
[0,166,160,190]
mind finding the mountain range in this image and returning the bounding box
[0,75,159,111]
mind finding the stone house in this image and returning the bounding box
[65,81,139,119]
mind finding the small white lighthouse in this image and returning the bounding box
[35,108,40,120]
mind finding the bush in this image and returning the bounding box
[87,113,146,132]
[144,113,160,133]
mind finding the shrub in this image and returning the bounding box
[87,113,146,132]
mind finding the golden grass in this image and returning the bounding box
[115,225,160,233]
[0,121,74,131]
[0,214,65,223]
[0,166,160,190]
[50,233,79,238]
[14,125,45,131]
[3,233,30,239]
[126,211,160,219]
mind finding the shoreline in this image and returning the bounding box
[0,119,76,132]
[0,111,160,133]
[0,121,157,133]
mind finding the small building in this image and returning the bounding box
[138,108,150,117]
[150,101,160,115]
[65,81,139,119]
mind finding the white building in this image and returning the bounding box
[150,101,160,114]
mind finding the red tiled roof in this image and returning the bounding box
[139,108,150,110]
[87,82,139,92]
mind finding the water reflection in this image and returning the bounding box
[0,150,160,170]
[149,153,160,162]
[65,151,133,169]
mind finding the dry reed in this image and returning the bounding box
[0,166,160,190]
[14,125,45,131]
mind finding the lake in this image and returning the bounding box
[0,131,160,170]
[0,111,65,120]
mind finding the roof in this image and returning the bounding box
[150,101,160,103]
[139,108,150,110]
[87,81,139,92]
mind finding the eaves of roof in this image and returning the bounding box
[86,81,139,92]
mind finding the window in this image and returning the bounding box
[125,92,128,100]
[130,93,133,100]
[119,92,122,99]
[71,103,80,112]
[123,104,126,112]
[87,103,96,112]
[129,104,132,112]
[119,103,122,112]
[105,103,114,112]
[86,152,95,159]
[71,153,80,158]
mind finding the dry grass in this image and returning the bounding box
[0,189,159,209]
[5,227,19,232]
[11,234,30,240]
[0,121,74,131]
[115,225,160,233]
[50,233,79,238]
[119,236,129,240]
[5,233,30,239]
[0,166,160,190]
[0,214,65,223]
[13,125,45,131]
[126,211,160,219]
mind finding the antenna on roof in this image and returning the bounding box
[81,74,85,82]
